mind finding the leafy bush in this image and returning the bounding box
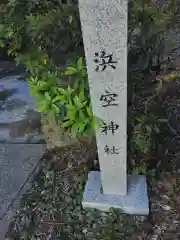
[127,0,178,172]
[0,0,82,60]
[128,0,175,73]
[27,57,97,138]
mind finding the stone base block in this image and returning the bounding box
[82,171,149,215]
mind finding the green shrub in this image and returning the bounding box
[26,57,97,138]
[0,0,82,59]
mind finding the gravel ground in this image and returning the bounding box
[139,172,180,240]
[4,146,180,240]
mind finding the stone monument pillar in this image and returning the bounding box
[78,0,149,215]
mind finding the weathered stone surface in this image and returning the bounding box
[78,0,127,195]
[0,68,44,143]
[0,144,46,234]
[0,61,25,78]
[79,0,149,214]
[0,219,9,239]
[41,115,79,149]
[82,171,149,215]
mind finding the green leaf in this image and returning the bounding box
[52,104,60,113]
[66,86,74,104]
[74,96,86,108]
[78,121,86,133]
[86,105,93,117]
[134,133,149,154]
[35,99,47,106]
[28,76,38,84]
[79,81,85,101]
[45,92,51,101]
[64,67,77,76]
[66,105,77,119]
[51,87,58,95]
[8,47,15,56]
[67,110,76,119]
[35,101,48,113]
[80,101,87,108]
[73,95,80,106]
[62,120,74,127]
[77,57,84,71]
[66,104,77,112]
[67,86,74,95]
[58,88,67,95]
[79,110,86,120]
[69,15,73,24]
[29,86,39,98]
[52,95,66,104]
[37,81,49,90]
